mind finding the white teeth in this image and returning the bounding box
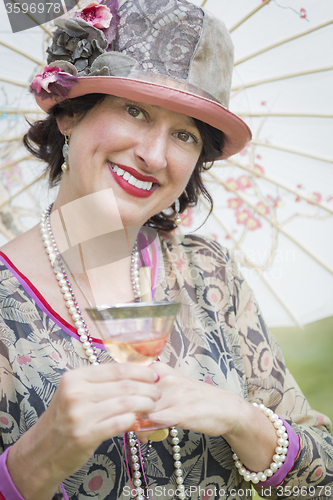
[127,175,137,186]
[111,163,153,191]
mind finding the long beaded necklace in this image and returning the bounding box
[40,203,184,499]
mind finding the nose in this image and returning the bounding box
[133,127,168,172]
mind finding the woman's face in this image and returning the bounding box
[56,96,202,227]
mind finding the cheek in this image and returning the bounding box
[175,159,198,187]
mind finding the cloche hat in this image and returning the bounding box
[31,0,251,159]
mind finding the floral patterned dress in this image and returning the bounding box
[0,233,332,499]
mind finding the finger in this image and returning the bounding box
[64,363,159,384]
[97,412,138,438]
[93,394,159,424]
[83,394,161,443]
[146,410,178,429]
[149,362,173,378]
[85,379,162,403]
[66,411,139,449]
[135,430,152,443]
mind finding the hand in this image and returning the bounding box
[146,363,277,473]
[145,362,240,436]
[7,363,160,500]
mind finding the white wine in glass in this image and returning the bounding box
[87,301,181,431]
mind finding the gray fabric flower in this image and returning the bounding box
[47,18,108,75]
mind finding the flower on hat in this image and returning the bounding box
[31,66,63,93]
[47,18,108,74]
[30,64,78,100]
[47,0,120,75]
[75,2,112,29]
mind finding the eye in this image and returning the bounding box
[176,131,197,144]
[126,105,146,120]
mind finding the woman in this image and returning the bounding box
[0,0,332,499]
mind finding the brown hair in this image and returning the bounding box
[24,94,225,232]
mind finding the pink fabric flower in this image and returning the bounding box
[75,2,112,29]
[30,65,78,100]
[31,66,62,93]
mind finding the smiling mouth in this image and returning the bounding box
[110,163,154,191]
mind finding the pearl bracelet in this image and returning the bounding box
[232,402,289,484]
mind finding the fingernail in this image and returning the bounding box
[153,372,160,382]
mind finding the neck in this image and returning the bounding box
[49,201,142,306]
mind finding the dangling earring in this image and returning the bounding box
[61,133,70,172]
[174,198,181,225]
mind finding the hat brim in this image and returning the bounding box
[35,76,251,159]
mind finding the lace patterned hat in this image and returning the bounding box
[31,0,252,159]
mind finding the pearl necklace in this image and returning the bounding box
[128,428,185,500]
[40,205,101,364]
[40,203,184,499]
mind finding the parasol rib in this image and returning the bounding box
[0,172,46,212]
[59,0,67,14]
[0,77,29,88]
[0,136,24,143]
[250,139,333,164]
[229,0,271,33]
[199,196,303,327]
[257,272,303,328]
[0,39,43,66]
[214,160,333,214]
[0,108,45,115]
[206,170,333,275]
[1,155,34,171]
[235,20,333,66]
[232,65,333,91]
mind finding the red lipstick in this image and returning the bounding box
[115,164,160,184]
[108,163,159,199]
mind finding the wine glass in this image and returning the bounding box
[86,301,181,432]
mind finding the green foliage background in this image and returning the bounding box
[271,316,333,423]
[253,316,333,499]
